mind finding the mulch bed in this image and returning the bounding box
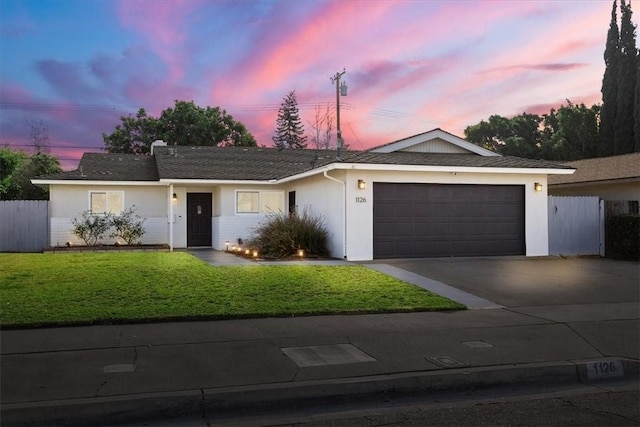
[44,244,170,253]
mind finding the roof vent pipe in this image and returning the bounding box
[150,140,167,155]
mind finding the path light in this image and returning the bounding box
[253,250,259,258]
[225,241,230,251]
[297,249,304,258]
[245,249,250,255]
[534,182,543,192]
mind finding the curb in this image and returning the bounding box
[3,358,638,426]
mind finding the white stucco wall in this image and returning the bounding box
[49,184,169,247]
[338,170,550,261]
[285,172,346,259]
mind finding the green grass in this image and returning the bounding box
[0,252,464,328]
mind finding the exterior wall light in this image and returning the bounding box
[357,179,366,190]
[534,182,543,192]
[172,193,178,201]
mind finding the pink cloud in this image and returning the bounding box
[116,0,200,83]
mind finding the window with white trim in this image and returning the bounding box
[236,191,284,214]
[90,191,124,214]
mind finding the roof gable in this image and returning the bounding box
[369,128,500,156]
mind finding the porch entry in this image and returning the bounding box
[187,193,212,247]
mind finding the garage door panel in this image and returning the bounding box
[373,183,524,258]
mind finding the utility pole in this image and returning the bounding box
[330,69,347,159]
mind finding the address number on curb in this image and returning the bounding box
[586,360,624,380]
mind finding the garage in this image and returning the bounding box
[373,183,525,258]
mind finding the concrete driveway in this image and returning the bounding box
[383,256,639,308]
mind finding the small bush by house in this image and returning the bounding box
[249,208,329,258]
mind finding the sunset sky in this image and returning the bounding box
[0,0,629,169]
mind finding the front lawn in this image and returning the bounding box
[0,252,464,328]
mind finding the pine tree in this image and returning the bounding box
[614,0,637,154]
[272,90,308,149]
[600,0,619,156]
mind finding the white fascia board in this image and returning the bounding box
[159,179,278,185]
[30,179,164,186]
[328,163,576,175]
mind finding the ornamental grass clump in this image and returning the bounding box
[249,207,329,258]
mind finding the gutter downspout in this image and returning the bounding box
[323,170,347,259]
[168,184,174,252]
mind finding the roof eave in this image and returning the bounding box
[31,179,163,186]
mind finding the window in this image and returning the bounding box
[236,191,284,214]
[236,191,259,213]
[90,191,124,214]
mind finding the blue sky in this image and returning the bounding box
[0,0,629,169]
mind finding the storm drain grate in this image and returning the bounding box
[426,355,468,368]
[103,364,135,373]
[281,343,376,367]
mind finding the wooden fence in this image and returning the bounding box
[0,200,49,252]
[548,196,602,256]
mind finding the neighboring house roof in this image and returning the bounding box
[36,153,159,181]
[548,152,640,186]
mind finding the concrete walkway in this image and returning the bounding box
[2,253,638,426]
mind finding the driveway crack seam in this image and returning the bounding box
[564,323,604,357]
[95,380,108,397]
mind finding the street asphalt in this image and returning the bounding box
[1,252,638,426]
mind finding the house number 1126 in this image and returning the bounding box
[356,197,367,203]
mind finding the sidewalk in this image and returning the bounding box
[2,254,639,425]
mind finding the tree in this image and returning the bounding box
[614,0,638,154]
[600,0,620,156]
[103,100,257,154]
[272,90,308,149]
[0,148,61,200]
[0,147,28,199]
[465,102,601,161]
[1,121,62,200]
[308,103,334,150]
[542,102,601,161]
[464,113,543,158]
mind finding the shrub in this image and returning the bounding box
[71,206,146,246]
[248,207,329,258]
[606,215,640,260]
[71,211,112,246]
[109,206,146,245]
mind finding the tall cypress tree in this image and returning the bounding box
[272,90,308,149]
[600,0,619,156]
[635,50,640,151]
[614,0,637,154]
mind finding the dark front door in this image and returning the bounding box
[187,193,212,247]
[373,183,525,258]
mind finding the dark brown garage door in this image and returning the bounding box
[373,183,524,258]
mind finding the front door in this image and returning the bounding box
[187,193,212,247]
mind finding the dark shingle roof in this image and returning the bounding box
[347,152,571,170]
[548,153,640,185]
[36,153,159,181]
[153,146,343,180]
[37,147,571,182]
